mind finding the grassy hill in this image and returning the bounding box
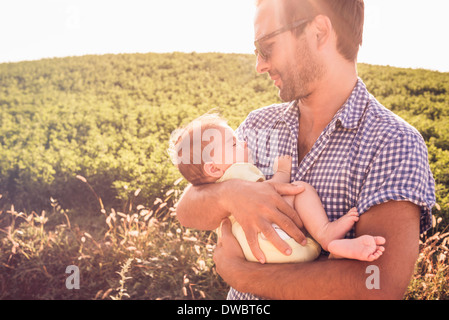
[0,52,280,213]
[1,52,448,220]
[0,52,448,299]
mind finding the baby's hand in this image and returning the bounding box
[274,155,292,174]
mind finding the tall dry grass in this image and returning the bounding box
[405,216,449,300]
[0,178,448,300]
[0,177,228,300]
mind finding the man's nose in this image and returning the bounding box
[255,54,270,74]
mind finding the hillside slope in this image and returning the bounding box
[0,52,448,223]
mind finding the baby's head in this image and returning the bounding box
[169,114,249,186]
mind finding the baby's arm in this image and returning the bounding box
[270,155,292,184]
[270,156,347,250]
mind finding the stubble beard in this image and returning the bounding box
[278,38,325,103]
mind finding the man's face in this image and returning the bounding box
[254,0,324,102]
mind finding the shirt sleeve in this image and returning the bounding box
[357,131,436,234]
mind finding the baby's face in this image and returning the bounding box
[207,125,249,170]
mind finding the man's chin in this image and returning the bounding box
[279,89,294,103]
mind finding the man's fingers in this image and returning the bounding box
[260,224,293,256]
[272,212,307,246]
[268,181,306,229]
[275,196,304,230]
[270,181,305,196]
[221,181,308,264]
[246,231,266,264]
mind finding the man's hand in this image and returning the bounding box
[215,200,421,300]
[220,179,306,264]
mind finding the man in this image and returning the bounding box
[176,0,436,299]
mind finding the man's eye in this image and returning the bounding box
[265,45,273,55]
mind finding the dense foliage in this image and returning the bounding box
[1,52,448,222]
[0,52,278,213]
[0,52,448,300]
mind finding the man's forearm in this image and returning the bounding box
[176,182,231,230]
[232,257,393,300]
[215,201,420,300]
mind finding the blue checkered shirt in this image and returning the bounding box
[227,78,436,300]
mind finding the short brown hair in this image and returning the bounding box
[257,0,364,61]
[168,114,228,186]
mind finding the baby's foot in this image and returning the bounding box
[319,208,359,250]
[328,235,386,262]
[274,155,292,174]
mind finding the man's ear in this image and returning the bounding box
[203,162,225,178]
[312,15,333,49]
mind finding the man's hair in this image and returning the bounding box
[168,113,228,186]
[257,0,364,62]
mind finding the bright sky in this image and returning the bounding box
[1,0,448,72]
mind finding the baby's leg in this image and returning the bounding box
[328,236,386,262]
[291,182,359,251]
[263,194,313,248]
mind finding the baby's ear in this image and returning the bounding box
[203,162,225,178]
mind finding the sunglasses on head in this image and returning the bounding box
[254,18,311,61]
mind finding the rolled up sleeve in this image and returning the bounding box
[357,131,436,233]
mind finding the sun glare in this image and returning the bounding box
[0,0,447,71]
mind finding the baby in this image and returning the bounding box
[169,114,386,263]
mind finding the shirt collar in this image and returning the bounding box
[281,101,300,132]
[335,78,370,130]
[266,100,300,139]
[268,78,370,132]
